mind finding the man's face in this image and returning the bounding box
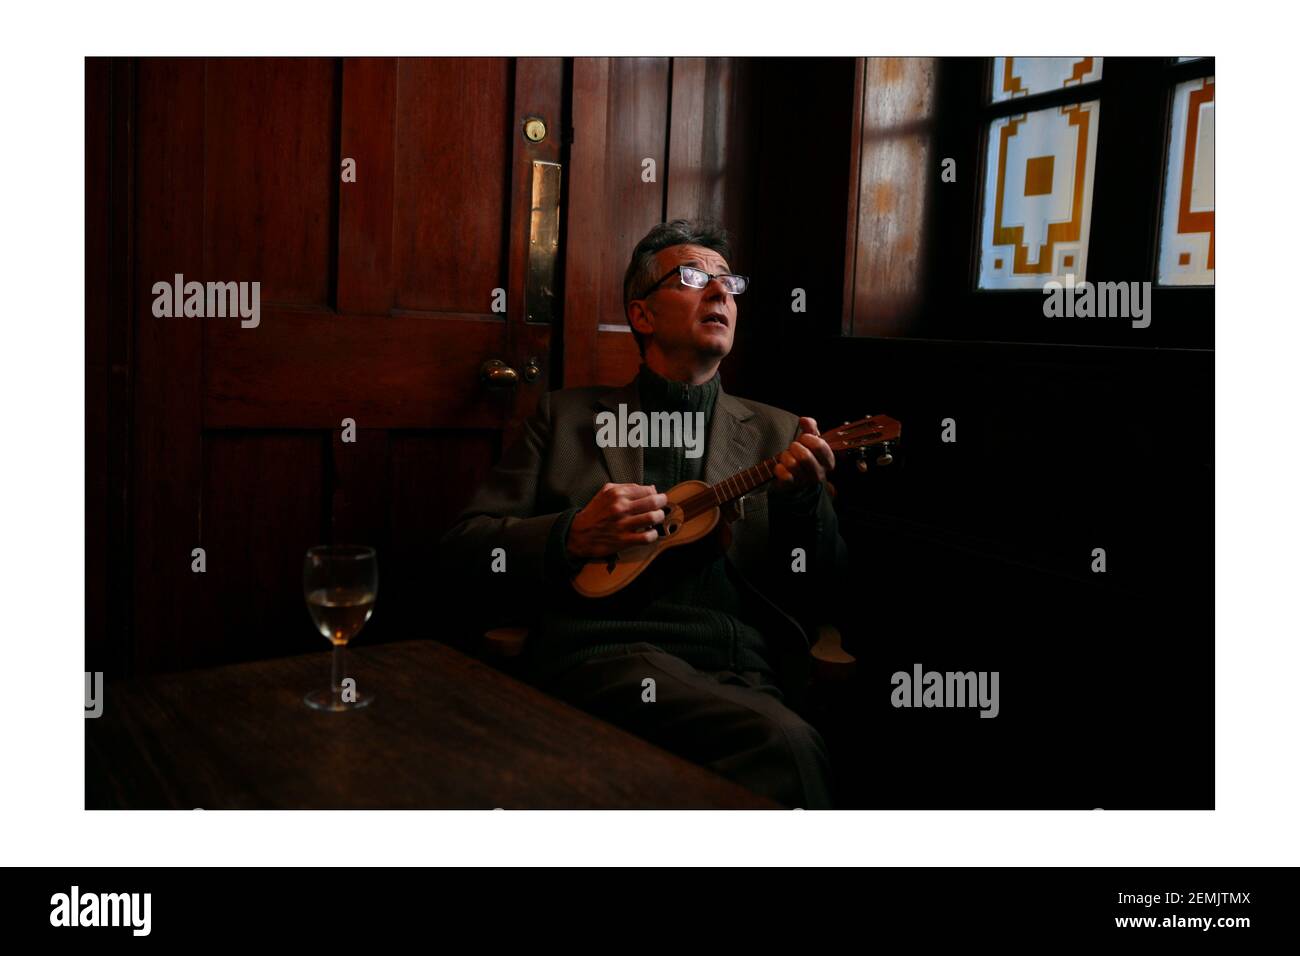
[632,244,737,361]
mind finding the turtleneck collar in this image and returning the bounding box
[636,363,721,414]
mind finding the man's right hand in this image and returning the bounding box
[565,483,669,559]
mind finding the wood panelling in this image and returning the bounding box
[88,60,136,679]
[106,61,135,678]
[132,58,206,674]
[666,57,756,237]
[672,57,760,396]
[387,431,499,648]
[392,58,512,313]
[666,57,707,219]
[198,433,326,667]
[203,310,510,429]
[564,56,761,391]
[594,329,642,386]
[598,56,670,350]
[561,58,610,387]
[204,58,338,307]
[389,432,500,553]
[338,57,398,315]
[566,54,652,384]
[86,58,110,674]
[843,57,937,337]
[330,428,390,546]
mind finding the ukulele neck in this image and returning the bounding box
[708,458,780,506]
[676,414,899,521]
[679,458,782,521]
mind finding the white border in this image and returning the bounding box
[2,0,1295,866]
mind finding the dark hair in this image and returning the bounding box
[621,218,732,356]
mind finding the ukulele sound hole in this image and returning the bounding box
[662,505,682,537]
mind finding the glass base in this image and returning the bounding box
[304,688,374,712]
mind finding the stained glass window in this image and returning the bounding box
[990,57,1103,103]
[978,100,1100,289]
[1157,76,1214,285]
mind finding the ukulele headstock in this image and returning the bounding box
[825,415,901,473]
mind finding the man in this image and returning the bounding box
[439,219,848,808]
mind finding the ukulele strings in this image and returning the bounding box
[673,431,869,522]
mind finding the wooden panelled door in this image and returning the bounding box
[125,58,565,673]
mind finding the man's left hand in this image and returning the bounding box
[771,416,835,494]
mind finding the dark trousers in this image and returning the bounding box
[530,642,833,809]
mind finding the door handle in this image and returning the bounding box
[480,359,520,387]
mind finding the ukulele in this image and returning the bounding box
[572,414,900,598]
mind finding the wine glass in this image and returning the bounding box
[303,545,377,711]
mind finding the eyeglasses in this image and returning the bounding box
[638,264,749,299]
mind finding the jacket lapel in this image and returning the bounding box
[703,382,758,489]
[596,372,757,490]
[595,379,643,485]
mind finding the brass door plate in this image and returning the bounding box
[527,160,562,324]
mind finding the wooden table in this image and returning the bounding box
[86,640,777,809]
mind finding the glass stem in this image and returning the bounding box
[332,642,345,700]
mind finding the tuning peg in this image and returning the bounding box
[876,442,895,466]
[855,447,869,473]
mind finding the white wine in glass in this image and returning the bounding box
[303,545,377,711]
[307,586,376,644]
